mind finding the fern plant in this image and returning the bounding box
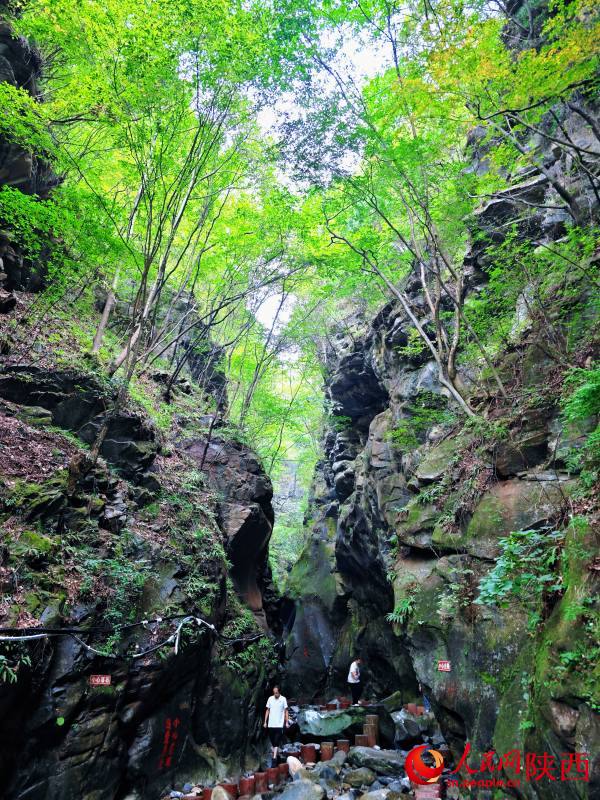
[386,596,416,625]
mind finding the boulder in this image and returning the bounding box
[0,289,16,313]
[344,768,377,788]
[296,707,367,738]
[381,692,403,713]
[279,779,325,800]
[391,710,432,746]
[311,761,342,781]
[312,765,338,787]
[347,748,405,775]
[329,749,348,770]
[79,416,157,480]
[358,791,389,800]
[139,471,161,494]
[386,781,406,793]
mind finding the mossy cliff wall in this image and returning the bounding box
[283,91,599,800]
[0,14,284,798]
[0,362,281,800]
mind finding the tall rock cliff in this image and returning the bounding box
[283,94,599,798]
[0,379,280,799]
[0,24,280,800]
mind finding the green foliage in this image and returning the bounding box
[80,554,149,631]
[563,367,600,420]
[2,0,598,706]
[269,497,309,588]
[128,377,174,433]
[562,366,600,487]
[331,415,353,432]
[395,328,428,359]
[0,187,59,262]
[0,644,32,684]
[388,392,455,450]
[386,596,415,625]
[416,483,444,506]
[0,83,53,155]
[462,416,509,445]
[220,583,278,672]
[465,227,599,362]
[476,528,564,609]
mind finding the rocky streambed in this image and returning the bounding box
[160,700,452,800]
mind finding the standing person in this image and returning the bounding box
[347,657,362,705]
[264,685,288,767]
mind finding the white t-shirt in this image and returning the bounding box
[348,661,361,683]
[266,695,288,728]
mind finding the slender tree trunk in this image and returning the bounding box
[92,182,144,354]
[92,267,119,354]
[368,257,476,416]
[111,167,201,374]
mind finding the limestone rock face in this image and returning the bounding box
[182,434,278,631]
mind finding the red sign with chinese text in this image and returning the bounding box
[437,660,451,672]
[158,717,181,770]
[89,674,111,686]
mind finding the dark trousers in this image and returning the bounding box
[349,682,362,704]
[268,727,283,747]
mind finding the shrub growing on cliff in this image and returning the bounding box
[386,596,415,626]
[476,527,564,610]
[388,392,456,450]
[465,227,599,367]
[562,366,600,488]
[0,644,31,684]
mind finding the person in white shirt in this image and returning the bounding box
[263,685,288,765]
[347,657,363,705]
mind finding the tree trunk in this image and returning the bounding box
[92,267,119,354]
